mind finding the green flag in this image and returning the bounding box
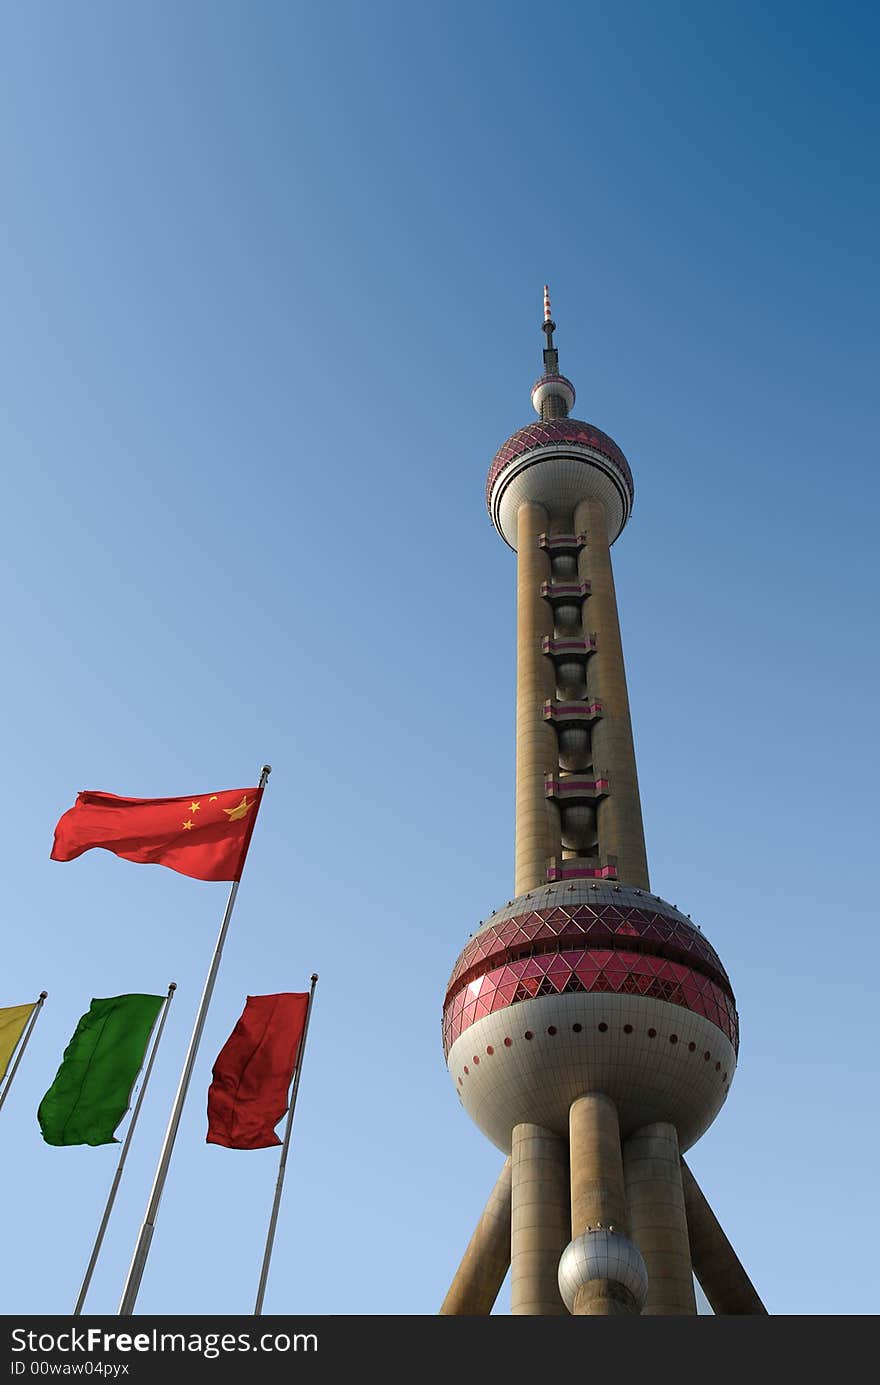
[38,994,163,1147]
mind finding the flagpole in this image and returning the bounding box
[118,764,272,1316]
[74,982,177,1316]
[0,991,48,1114]
[254,972,319,1317]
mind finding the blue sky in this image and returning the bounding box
[1,0,877,1316]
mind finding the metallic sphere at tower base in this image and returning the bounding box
[558,1229,648,1314]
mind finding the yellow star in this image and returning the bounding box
[223,795,254,822]
[190,801,201,813]
[182,820,194,831]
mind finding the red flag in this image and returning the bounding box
[51,788,263,882]
[207,993,309,1150]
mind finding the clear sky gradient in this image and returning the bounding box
[1,1,877,1316]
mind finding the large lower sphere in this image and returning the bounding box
[443,881,738,1153]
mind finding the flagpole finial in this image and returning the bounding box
[39,991,48,1000]
[261,764,272,777]
[167,982,177,993]
[310,973,319,984]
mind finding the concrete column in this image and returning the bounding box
[623,1123,696,1315]
[568,1093,639,1315]
[574,497,649,890]
[510,1123,568,1315]
[570,1093,629,1235]
[680,1160,767,1314]
[440,1160,512,1315]
[514,501,560,895]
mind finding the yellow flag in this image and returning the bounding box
[0,1004,35,1082]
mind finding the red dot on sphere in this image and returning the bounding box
[547,1025,557,1035]
[598,1022,608,1032]
[670,1034,678,1044]
[623,1024,633,1034]
[473,1056,479,1065]
[648,1028,657,1038]
[688,1042,696,1052]
[463,1066,469,1075]
[486,1045,494,1055]
[715,1061,721,1071]
[704,1052,710,1061]
[524,1031,534,1041]
[503,1037,512,1047]
[572,1023,582,1033]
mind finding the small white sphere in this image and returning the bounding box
[531,373,576,416]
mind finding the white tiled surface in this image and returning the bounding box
[491,449,631,550]
[448,991,736,1155]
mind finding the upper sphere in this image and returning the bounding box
[486,418,635,550]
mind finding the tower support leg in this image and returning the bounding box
[623,1122,696,1314]
[680,1160,767,1314]
[439,1159,512,1315]
[562,1093,646,1315]
[510,1123,568,1315]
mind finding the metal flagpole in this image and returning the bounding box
[254,972,319,1316]
[74,982,177,1316]
[0,991,48,1114]
[118,764,272,1316]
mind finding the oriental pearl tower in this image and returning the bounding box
[439,290,766,1316]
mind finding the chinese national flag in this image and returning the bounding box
[207,993,309,1149]
[51,788,263,882]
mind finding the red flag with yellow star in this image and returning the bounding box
[51,788,263,882]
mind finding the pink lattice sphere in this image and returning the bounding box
[444,881,738,1154]
[486,418,635,549]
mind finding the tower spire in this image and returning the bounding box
[543,283,555,333]
[542,283,558,366]
[531,283,575,420]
